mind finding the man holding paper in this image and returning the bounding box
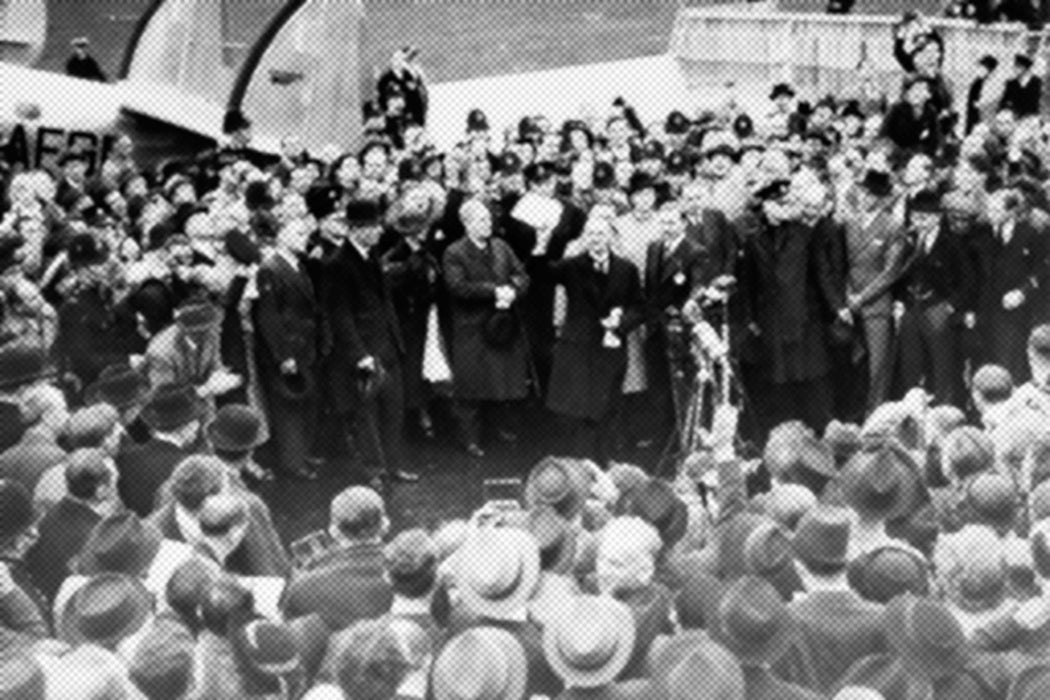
[546,217,643,463]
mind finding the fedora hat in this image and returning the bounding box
[0,341,49,390]
[840,441,923,522]
[744,520,795,578]
[764,421,837,481]
[543,594,635,687]
[859,169,894,198]
[622,479,688,547]
[525,457,587,520]
[883,594,969,681]
[432,627,527,700]
[174,302,220,334]
[648,631,744,700]
[128,616,195,700]
[717,575,794,666]
[59,573,154,649]
[207,404,265,453]
[793,506,851,574]
[84,363,150,411]
[76,510,163,577]
[457,528,540,620]
[141,384,203,433]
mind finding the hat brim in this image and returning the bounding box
[206,422,266,453]
[59,577,153,649]
[716,591,794,666]
[77,524,163,578]
[840,456,922,523]
[458,532,540,620]
[543,597,636,688]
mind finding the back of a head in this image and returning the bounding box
[335,618,421,700]
[168,455,225,512]
[330,487,386,542]
[65,448,112,501]
[200,575,254,636]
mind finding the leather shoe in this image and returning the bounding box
[390,470,421,483]
[497,429,518,443]
[465,443,485,458]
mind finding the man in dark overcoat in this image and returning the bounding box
[546,217,643,463]
[974,188,1050,383]
[253,218,321,480]
[321,200,419,485]
[443,198,531,456]
[741,180,838,436]
[1000,53,1042,118]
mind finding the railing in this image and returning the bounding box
[670,6,1045,110]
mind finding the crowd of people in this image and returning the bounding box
[1,14,1050,699]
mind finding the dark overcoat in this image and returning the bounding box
[443,237,530,401]
[546,254,643,421]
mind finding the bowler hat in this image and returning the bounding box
[542,594,635,687]
[883,595,969,680]
[59,572,154,649]
[622,478,688,547]
[0,341,49,390]
[593,161,617,189]
[665,150,691,175]
[224,229,261,266]
[76,510,163,577]
[456,527,540,620]
[979,54,999,71]
[245,180,275,212]
[331,486,386,539]
[305,184,341,221]
[754,178,792,201]
[235,619,301,677]
[345,198,383,228]
[733,113,755,140]
[770,83,796,100]
[84,363,150,411]
[908,188,942,215]
[1015,53,1034,69]
[859,169,894,198]
[964,472,1018,531]
[0,478,33,540]
[466,108,490,133]
[793,506,851,573]
[665,110,691,135]
[972,364,1013,403]
[174,301,220,333]
[432,628,527,700]
[744,520,795,578]
[847,546,930,603]
[716,575,794,665]
[482,308,520,348]
[207,404,265,453]
[140,384,203,433]
[627,170,655,195]
[67,232,109,268]
[840,441,923,522]
[523,161,555,185]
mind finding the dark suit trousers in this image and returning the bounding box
[351,362,405,476]
[260,366,317,477]
[897,301,959,406]
[983,308,1033,384]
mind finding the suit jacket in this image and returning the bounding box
[546,254,643,420]
[643,236,706,325]
[55,285,135,386]
[280,542,393,631]
[685,207,736,284]
[974,218,1050,318]
[253,252,320,370]
[321,242,403,413]
[1000,75,1042,117]
[0,401,24,455]
[145,324,223,390]
[880,100,942,159]
[115,438,191,517]
[778,590,889,694]
[841,195,909,317]
[893,221,977,314]
[23,497,101,602]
